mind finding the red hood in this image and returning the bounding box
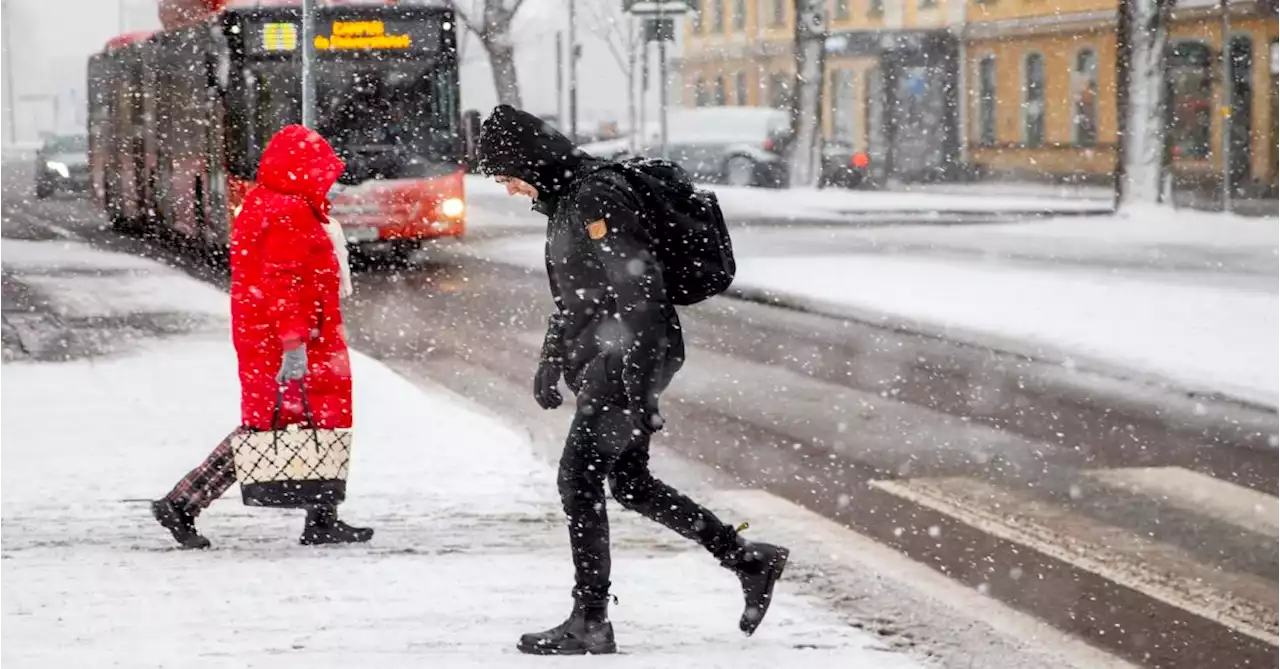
[256,124,345,212]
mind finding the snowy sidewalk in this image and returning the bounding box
[0,239,924,668]
[454,206,1278,409]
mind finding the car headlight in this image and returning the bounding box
[46,161,69,178]
[438,197,465,218]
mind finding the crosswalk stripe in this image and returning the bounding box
[1085,466,1278,538]
[870,475,1278,646]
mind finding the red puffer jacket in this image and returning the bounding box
[229,125,351,430]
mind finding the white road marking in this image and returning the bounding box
[870,476,1279,646]
[1086,466,1278,538]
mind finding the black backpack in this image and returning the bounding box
[605,157,736,306]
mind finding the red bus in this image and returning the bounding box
[87,0,466,257]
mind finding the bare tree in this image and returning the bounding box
[787,0,828,187]
[1114,0,1173,208]
[453,0,528,108]
[579,2,644,142]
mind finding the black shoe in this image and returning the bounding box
[151,499,211,550]
[517,593,618,655]
[721,538,790,636]
[299,506,374,546]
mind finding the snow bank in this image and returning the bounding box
[710,184,1111,220]
[1,238,922,667]
[733,253,1278,408]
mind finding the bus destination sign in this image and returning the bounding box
[244,16,442,57]
[314,20,410,51]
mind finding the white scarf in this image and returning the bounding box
[322,217,355,298]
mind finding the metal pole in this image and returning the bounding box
[1219,0,1232,212]
[2,0,17,144]
[639,41,647,153]
[556,31,564,128]
[658,10,668,159]
[568,0,578,140]
[301,0,317,128]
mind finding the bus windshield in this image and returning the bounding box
[245,59,460,183]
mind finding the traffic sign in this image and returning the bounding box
[623,0,693,15]
[644,17,675,42]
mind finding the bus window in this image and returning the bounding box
[235,59,459,183]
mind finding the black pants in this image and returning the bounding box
[558,368,738,602]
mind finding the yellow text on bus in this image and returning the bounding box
[314,20,412,51]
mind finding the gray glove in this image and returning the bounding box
[276,344,308,383]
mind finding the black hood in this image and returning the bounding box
[477,105,599,204]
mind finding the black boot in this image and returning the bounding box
[720,533,790,636]
[151,499,211,550]
[299,505,374,546]
[517,590,617,655]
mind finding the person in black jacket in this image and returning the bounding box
[477,104,790,655]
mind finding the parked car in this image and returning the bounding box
[34,134,89,198]
[580,107,792,188]
[820,139,872,189]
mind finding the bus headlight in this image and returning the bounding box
[439,197,465,218]
[46,161,69,178]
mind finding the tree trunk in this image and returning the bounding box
[486,39,523,108]
[1115,0,1170,208]
[787,0,827,188]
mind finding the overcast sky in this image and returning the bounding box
[0,0,677,143]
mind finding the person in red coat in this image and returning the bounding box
[151,124,373,549]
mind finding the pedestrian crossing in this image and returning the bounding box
[870,466,1279,647]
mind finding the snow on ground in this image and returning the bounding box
[707,184,1111,221]
[1,239,924,668]
[454,208,1278,408]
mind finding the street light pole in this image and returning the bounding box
[1219,0,1232,212]
[301,0,317,128]
[568,0,578,140]
[2,0,17,144]
[657,6,668,159]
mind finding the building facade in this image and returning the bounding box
[678,0,1279,192]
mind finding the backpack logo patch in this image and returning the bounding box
[586,219,608,240]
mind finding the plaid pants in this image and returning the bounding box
[164,429,243,517]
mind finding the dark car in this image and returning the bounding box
[35,134,90,198]
[820,139,871,189]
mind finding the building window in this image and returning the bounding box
[977,55,997,146]
[732,0,747,31]
[1022,52,1045,147]
[831,69,855,141]
[712,0,725,32]
[768,72,791,108]
[1071,48,1098,146]
[1166,41,1213,159]
[695,76,708,107]
[834,0,851,20]
[771,0,785,26]
[868,0,884,17]
[714,75,727,105]
[735,71,749,105]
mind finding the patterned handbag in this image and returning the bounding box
[231,383,352,508]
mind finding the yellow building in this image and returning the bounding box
[680,0,967,181]
[966,0,1278,193]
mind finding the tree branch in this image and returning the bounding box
[450,0,486,39]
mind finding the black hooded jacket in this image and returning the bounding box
[478,105,684,409]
